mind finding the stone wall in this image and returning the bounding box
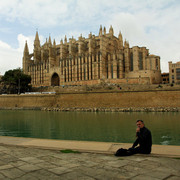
[0,90,179,111]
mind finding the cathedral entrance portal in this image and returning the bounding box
[51,73,60,86]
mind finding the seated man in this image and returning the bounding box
[130,119,152,154]
[115,120,152,156]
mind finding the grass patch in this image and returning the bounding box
[60,149,81,154]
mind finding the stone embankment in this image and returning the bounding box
[0,88,179,111]
[41,107,180,112]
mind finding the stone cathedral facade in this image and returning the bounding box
[22,26,161,87]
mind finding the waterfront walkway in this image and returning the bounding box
[0,136,180,179]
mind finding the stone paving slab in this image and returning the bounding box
[0,144,179,180]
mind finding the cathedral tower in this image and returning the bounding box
[22,41,30,74]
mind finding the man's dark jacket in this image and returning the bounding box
[132,127,152,154]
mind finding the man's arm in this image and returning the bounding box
[132,138,139,148]
[132,127,140,148]
[137,128,150,142]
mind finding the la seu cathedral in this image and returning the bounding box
[22,26,161,87]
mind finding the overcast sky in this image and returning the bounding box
[0,0,180,75]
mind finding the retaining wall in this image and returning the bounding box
[0,90,179,110]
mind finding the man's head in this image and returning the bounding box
[136,120,145,129]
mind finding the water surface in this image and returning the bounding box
[0,110,179,145]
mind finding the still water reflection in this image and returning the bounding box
[0,110,179,145]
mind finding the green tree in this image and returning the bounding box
[1,68,31,94]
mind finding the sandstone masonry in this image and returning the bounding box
[0,90,179,111]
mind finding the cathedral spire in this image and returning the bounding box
[53,39,56,47]
[48,35,52,46]
[124,39,129,48]
[23,40,29,55]
[109,25,114,36]
[99,25,102,36]
[103,27,106,35]
[118,31,122,40]
[23,40,30,74]
[34,31,40,48]
[118,31,123,49]
[64,35,67,43]
[35,31,40,42]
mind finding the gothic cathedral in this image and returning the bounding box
[22,26,161,87]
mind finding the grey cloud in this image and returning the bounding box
[0,0,180,73]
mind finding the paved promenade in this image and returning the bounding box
[0,136,180,179]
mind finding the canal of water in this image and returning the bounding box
[0,110,179,145]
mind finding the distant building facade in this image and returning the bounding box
[161,73,169,84]
[22,26,161,87]
[169,61,180,84]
